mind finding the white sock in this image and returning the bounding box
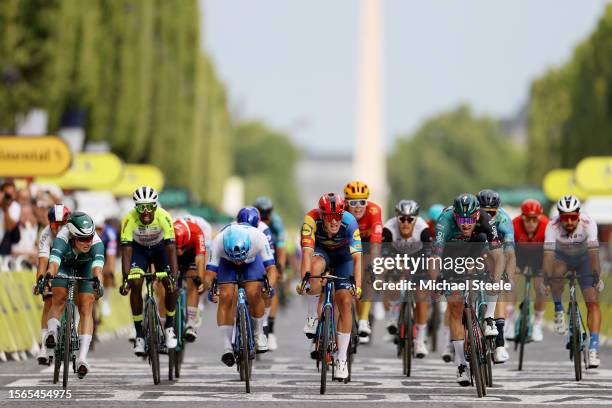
[416,324,427,343]
[221,325,233,350]
[187,307,198,328]
[47,318,60,335]
[453,340,467,365]
[306,295,320,319]
[41,329,48,345]
[78,335,92,361]
[534,310,544,325]
[485,295,498,319]
[263,307,271,327]
[336,332,350,361]
[442,325,450,346]
[253,317,264,336]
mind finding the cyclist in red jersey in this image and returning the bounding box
[343,181,382,344]
[173,218,207,342]
[508,199,549,342]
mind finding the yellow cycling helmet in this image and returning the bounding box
[343,181,370,199]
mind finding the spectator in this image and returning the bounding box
[17,187,33,208]
[0,181,21,255]
[11,205,39,266]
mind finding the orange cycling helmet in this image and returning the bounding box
[343,181,370,199]
[521,199,543,217]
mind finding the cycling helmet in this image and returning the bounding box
[254,196,273,213]
[557,195,580,213]
[318,192,345,215]
[343,181,370,199]
[236,206,261,228]
[133,186,158,205]
[223,225,251,262]
[173,219,191,249]
[477,189,501,209]
[48,204,70,223]
[66,212,95,238]
[453,193,480,217]
[427,204,445,221]
[521,199,543,217]
[395,200,420,217]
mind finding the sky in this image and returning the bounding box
[201,0,608,153]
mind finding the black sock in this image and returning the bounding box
[135,321,143,338]
[495,318,505,347]
[268,317,275,334]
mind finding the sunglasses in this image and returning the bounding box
[560,212,579,222]
[75,235,94,243]
[136,203,157,213]
[522,215,539,224]
[322,212,343,222]
[347,199,367,207]
[454,213,478,225]
[398,216,415,224]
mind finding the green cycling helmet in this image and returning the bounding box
[453,193,480,217]
[67,212,95,238]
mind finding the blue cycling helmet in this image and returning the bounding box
[428,203,445,222]
[223,225,251,262]
[236,206,260,228]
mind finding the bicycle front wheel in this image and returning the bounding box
[239,305,251,393]
[320,305,332,394]
[570,301,582,381]
[62,305,72,389]
[147,304,161,385]
[466,308,485,398]
[518,299,529,371]
[401,302,413,377]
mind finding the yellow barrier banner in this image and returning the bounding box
[0,271,30,351]
[37,152,124,190]
[111,164,165,197]
[0,136,72,177]
[0,272,19,352]
[575,156,612,193]
[542,169,589,201]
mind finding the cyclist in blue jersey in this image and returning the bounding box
[297,193,362,380]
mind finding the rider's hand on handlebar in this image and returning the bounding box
[350,286,362,300]
[119,278,130,296]
[192,276,205,294]
[593,272,605,292]
[93,277,104,299]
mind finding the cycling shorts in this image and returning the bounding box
[555,252,596,289]
[129,242,170,274]
[52,262,94,293]
[216,254,265,284]
[313,246,354,291]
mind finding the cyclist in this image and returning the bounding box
[343,181,382,344]
[182,214,213,249]
[254,197,286,351]
[93,214,118,317]
[433,194,504,386]
[33,204,70,364]
[119,186,179,356]
[43,212,104,379]
[205,223,277,365]
[297,192,362,380]
[173,218,207,342]
[426,203,445,237]
[511,199,549,342]
[543,195,603,368]
[477,189,515,363]
[382,199,432,358]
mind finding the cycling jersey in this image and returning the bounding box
[512,215,549,243]
[433,208,501,257]
[177,219,206,272]
[490,207,515,251]
[544,213,598,257]
[182,215,212,244]
[120,207,174,247]
[382,216,432,255]
[207,224,275,272]
[49,226,105,293]
[267,213,286,249]
[301,210,362,254]
[99,224,118,256]
[355,202,383,243]
[37,226,55,259]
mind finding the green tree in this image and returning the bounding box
[233,121,302,225]
[388,105,525,211]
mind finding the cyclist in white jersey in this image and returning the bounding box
[543,195,603,368]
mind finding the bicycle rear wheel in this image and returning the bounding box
[401,302,413,377]
[147,304,161,385]
[320,306,332,394]
[570,300,582,381]
[485,338,493,387]
[239,305,251,393]
[62,305,72,389]
[429,301,440,353]
[466,308,485,398]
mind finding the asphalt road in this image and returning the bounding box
[1,295,612,407]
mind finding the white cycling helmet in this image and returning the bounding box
[557,195,581,213]
[133,186,158,205]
